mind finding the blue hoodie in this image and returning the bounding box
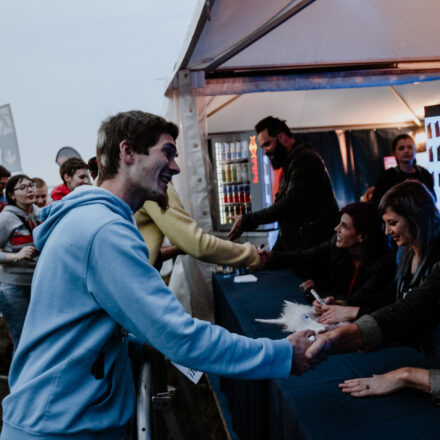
[1,186,292,439]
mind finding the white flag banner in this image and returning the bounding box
[0,104,22,172]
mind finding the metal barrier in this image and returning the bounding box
[136,359,152,440]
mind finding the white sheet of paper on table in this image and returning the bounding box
[233,274,258,283]
[172,362,203,384]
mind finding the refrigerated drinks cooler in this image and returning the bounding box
[209,131,278,248]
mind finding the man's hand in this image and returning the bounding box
[305,323,364,363]
[257,249,272,269]
[228,215,244,241]
[287,330,319,376]
[317,305,360,324]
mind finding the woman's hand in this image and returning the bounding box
[15,246,37,262]
[317,305,359,324]
[313,296,335,316]
[339,368,410,397]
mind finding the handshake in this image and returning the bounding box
[287,323,365,375]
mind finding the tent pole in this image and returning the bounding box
[207,95,242,118]
[389,86,422,126]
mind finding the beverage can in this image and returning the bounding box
[225,143,231,161]
[236,141,242,160]
[245,184,251,203]
[241,140,249,159]
[243,162,249,181]
[230,142,236,161]
[221,164,226,182]
[226,164,231,182]
[231,164,238,182]
[238,185,244,203]
[223,186,228,203]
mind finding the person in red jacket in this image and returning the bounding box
[51,157,90,201]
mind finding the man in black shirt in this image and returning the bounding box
[228,116,339,251]
[372,134,435,205]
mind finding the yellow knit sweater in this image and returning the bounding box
[134,184,260,268]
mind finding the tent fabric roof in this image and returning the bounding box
[167,0,440,131]
[174,0,440,76]
[206,79,440,132]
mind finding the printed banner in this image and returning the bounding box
[0,104,22,172]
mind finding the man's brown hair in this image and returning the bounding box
[32,177,47,188]
[0,165,11,179]
[96,111,179,183]
[59,158,88,184]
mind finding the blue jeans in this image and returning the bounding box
[0,282,31,352]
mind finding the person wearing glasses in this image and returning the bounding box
[0,175,40,351]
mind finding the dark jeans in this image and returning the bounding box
[0,281,31,352]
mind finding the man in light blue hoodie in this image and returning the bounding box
[1,111,317,439]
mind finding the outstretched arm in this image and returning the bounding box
[339,367,431,397]
[87,219,294,380]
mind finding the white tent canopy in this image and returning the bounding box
[164,0,440,320]
[176,0,440,72]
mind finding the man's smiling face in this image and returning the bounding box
[257,128,287,170]
[131,132,180,203]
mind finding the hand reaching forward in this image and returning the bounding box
[228,215,243,241]
[287,330,323,376]
[317,305,360,324]
[257,249,272,269]
[305,323,364,364]
[339,367,430,397]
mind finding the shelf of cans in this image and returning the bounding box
[215,141,253,225]
[427,121,440,164]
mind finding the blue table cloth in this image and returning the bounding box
[213,269,440,440]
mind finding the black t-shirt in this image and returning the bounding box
[372,165,435,205]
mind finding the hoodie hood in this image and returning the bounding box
[50,183,70,201]
[34,186,134,251]
[3,204,40,225]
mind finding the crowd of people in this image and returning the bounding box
[0,111,438,439]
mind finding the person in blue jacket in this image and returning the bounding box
[0,111,317,440]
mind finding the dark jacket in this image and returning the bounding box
[372,165,435,205]
[242,145,339,251]
[361,237,440,353]
[268,236,396,316]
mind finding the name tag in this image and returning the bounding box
[172,362,203,384]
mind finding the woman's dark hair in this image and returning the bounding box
[391,133,416,166]
[379,180,440,258]
[5,174,33,206]
[391,133,415,153]
[341,202,389,260]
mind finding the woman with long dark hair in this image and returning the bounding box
[266,202,395,323]
[0,174,41,351]
[305,181,440,401]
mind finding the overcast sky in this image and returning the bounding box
[0,0,198,185]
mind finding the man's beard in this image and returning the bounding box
[268,139,288,169]
[157,193,169,212]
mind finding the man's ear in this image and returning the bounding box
[120,140,135,165]
[64,173,71,187]
[277,132,288,145]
